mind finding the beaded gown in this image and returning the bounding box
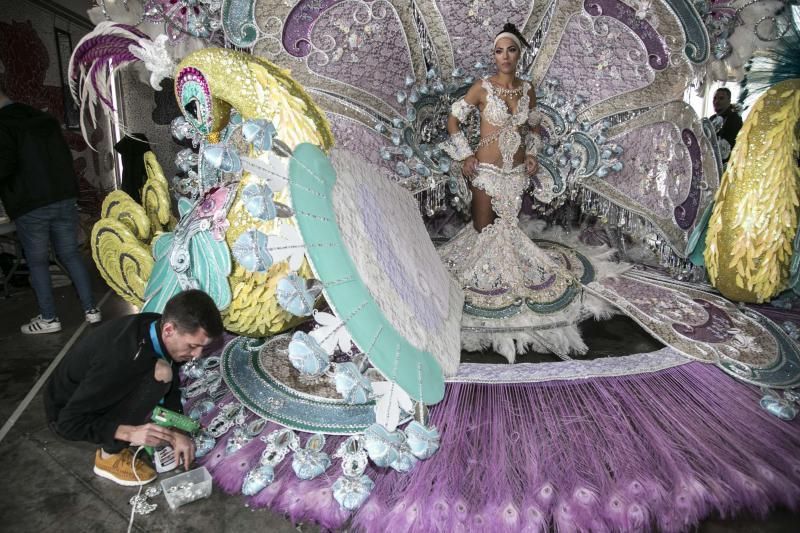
[439,79,621,362]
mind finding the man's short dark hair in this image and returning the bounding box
[161,289,224,338]
[0,75,6,95]
[715,87,732,98]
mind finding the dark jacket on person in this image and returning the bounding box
[710,107,743,161]
[44,313,182,451]
[0,102,79,219]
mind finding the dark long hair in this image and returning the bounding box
[495,22,530,49]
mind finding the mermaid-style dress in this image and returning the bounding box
[439,79,619,362]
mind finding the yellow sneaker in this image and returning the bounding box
[93,448,157,486]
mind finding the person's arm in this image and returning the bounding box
[53,343,153,450]
[0,126,18,186]
[440,81,483,177]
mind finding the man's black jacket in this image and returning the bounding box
[0,102,79,219]
[711,107,743,162]
[44,313,183,451]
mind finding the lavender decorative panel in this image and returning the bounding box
[282,0,344,57]
[672,299,735,343]
[307,1,412,112]
[583,0,670,70]
[327,113,393,176]
[542,15,654,107]
[359,185,447,330]
[604,122,691,221]
[674,129,703,230]
[435,0,533,71]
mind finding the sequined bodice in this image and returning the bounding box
[478,79,530,171]
[481,79,530,128]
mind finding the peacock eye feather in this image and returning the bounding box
[176,66,213,135]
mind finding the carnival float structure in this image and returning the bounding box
[69,0,800,531]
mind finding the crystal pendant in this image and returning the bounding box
[395,161,411,178]
[415,163,432,177]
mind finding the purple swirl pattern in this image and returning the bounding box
[671,299,735,343]
[583,0,670,71]
[282,0,344,57]
[673,129,703,230]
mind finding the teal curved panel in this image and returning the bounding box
[718,310,800,389]
[222,0,259,48]
[190,232,233,311]
[663,0,710,63]
[142,233,181,313]
[288,144,445,405]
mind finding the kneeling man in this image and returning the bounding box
[45,289,224,486]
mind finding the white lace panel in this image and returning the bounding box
[526,131,542,156]
[481,79,529,128]
[438,130,474,161]
[450,98,476,123]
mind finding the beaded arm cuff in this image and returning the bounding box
[525,131,543,157]
[451,98,476,123]
[439,130,474,161]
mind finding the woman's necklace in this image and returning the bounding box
[490,81,523,97]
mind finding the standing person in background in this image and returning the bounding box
[0,82,101,333]
[709,87,743,166]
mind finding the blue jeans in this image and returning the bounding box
[14,199,95,319]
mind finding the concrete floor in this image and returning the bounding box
[0,259,796,532]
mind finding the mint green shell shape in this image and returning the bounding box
[141,229,232,313]
[288,144,445,405]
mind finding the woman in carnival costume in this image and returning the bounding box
[438,23,620,362]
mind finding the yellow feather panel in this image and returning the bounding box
[91,218,153,307]
[705,79,800,302]
[222,169,313,336]
[142,152,172,232]
[223,261,313,337]
[101,190,152,243]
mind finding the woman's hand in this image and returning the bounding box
[525,154,538,176]
[462,155,478,179]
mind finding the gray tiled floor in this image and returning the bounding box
[0,259,796,532]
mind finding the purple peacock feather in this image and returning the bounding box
[188,360,800,532]
[68,22,151,143]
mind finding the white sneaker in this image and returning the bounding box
[85,308,102,324]
[21,315,62,334]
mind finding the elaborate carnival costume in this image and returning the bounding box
[68,3,800,533]
[438,34,619,361]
